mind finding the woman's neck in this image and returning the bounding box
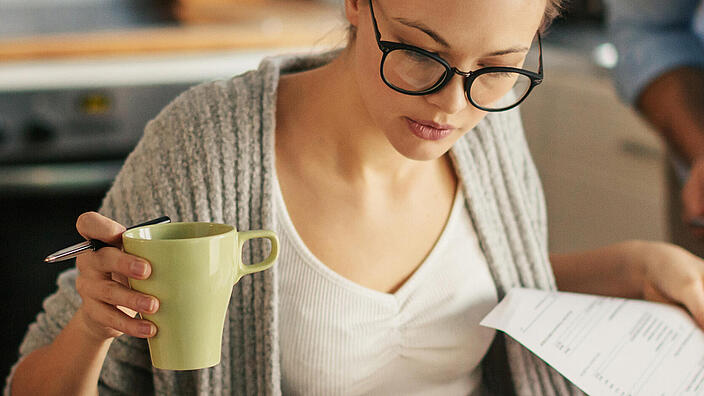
[276,49,439,189]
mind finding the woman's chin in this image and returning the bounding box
[387,137,453,162]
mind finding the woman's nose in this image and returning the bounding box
[425,74,468,115]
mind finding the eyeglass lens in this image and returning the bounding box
[381,49,534,110]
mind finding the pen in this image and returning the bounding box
[44,216,171,263]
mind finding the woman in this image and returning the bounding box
[7,0,704,394]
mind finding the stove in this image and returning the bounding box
[0,48,282,187]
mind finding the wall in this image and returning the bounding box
[521,44,668,253]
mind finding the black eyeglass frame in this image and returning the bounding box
[368,0,544,112]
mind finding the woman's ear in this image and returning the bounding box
[344,0,363,30]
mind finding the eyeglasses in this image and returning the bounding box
[368,0,543,112]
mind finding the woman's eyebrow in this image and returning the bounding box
[393,17,530,57]
[393,17,451,48]
[483,46,530,57]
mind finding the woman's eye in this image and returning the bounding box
[397,38,440,56]
[408,51,432,61]
[398,49,439,66]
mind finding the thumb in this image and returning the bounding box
[664,279,704,330]
[75,211,126,248]
[643,282,674,305]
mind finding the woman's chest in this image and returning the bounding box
[277,177,457,294]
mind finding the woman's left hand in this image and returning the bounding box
[635,240,704,328]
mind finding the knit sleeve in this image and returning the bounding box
[2,252,154,393]
[2,266,153,396]
[518,128,549,252]
[96,75,258,394]
[493,107,549,252]
[95,80,240,393]
[100,76,250,227]
[477,110,585,396]
[2,269,81,396]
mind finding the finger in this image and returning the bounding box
[110,274,136,316]
[662,277,704,329]
[643,282,675,305]
[75,211,126,247]
[77,278,159,315]
[680,282,704,329]
[83,298,157,339]
[77,247,151,280]
[112,272,131,288]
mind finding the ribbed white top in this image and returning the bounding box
[274,174,498,396]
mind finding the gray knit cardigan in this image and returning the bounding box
[5,51,585,396]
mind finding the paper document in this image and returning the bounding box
[481,288,704,396]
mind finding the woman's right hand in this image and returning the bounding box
[73,211,159,341]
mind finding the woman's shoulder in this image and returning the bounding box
[142,50,341,145]
[150,71,271,137]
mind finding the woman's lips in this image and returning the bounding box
[405,117,455,141]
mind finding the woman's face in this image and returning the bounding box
[346,0,546,161]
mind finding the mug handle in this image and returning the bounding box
[236,230,279,280]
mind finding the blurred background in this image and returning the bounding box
[0,0,666,382]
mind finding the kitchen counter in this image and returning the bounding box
[0,1,347,91]
[0,2,345,62]
[0,48,306,91]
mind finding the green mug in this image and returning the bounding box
[122,222,279,370]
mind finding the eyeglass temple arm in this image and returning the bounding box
[368,0,384,50]
[537,33,543,77]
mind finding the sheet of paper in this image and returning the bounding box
[481,288,704,396]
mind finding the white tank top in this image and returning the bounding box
[274,175,498,396]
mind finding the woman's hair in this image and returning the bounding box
[541,0,565,32]
[347,0,565,43]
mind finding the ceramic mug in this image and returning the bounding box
[122,222,278,370]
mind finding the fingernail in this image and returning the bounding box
[130,260,148,277]
[139,297,155,312]
[140,323,155,337]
